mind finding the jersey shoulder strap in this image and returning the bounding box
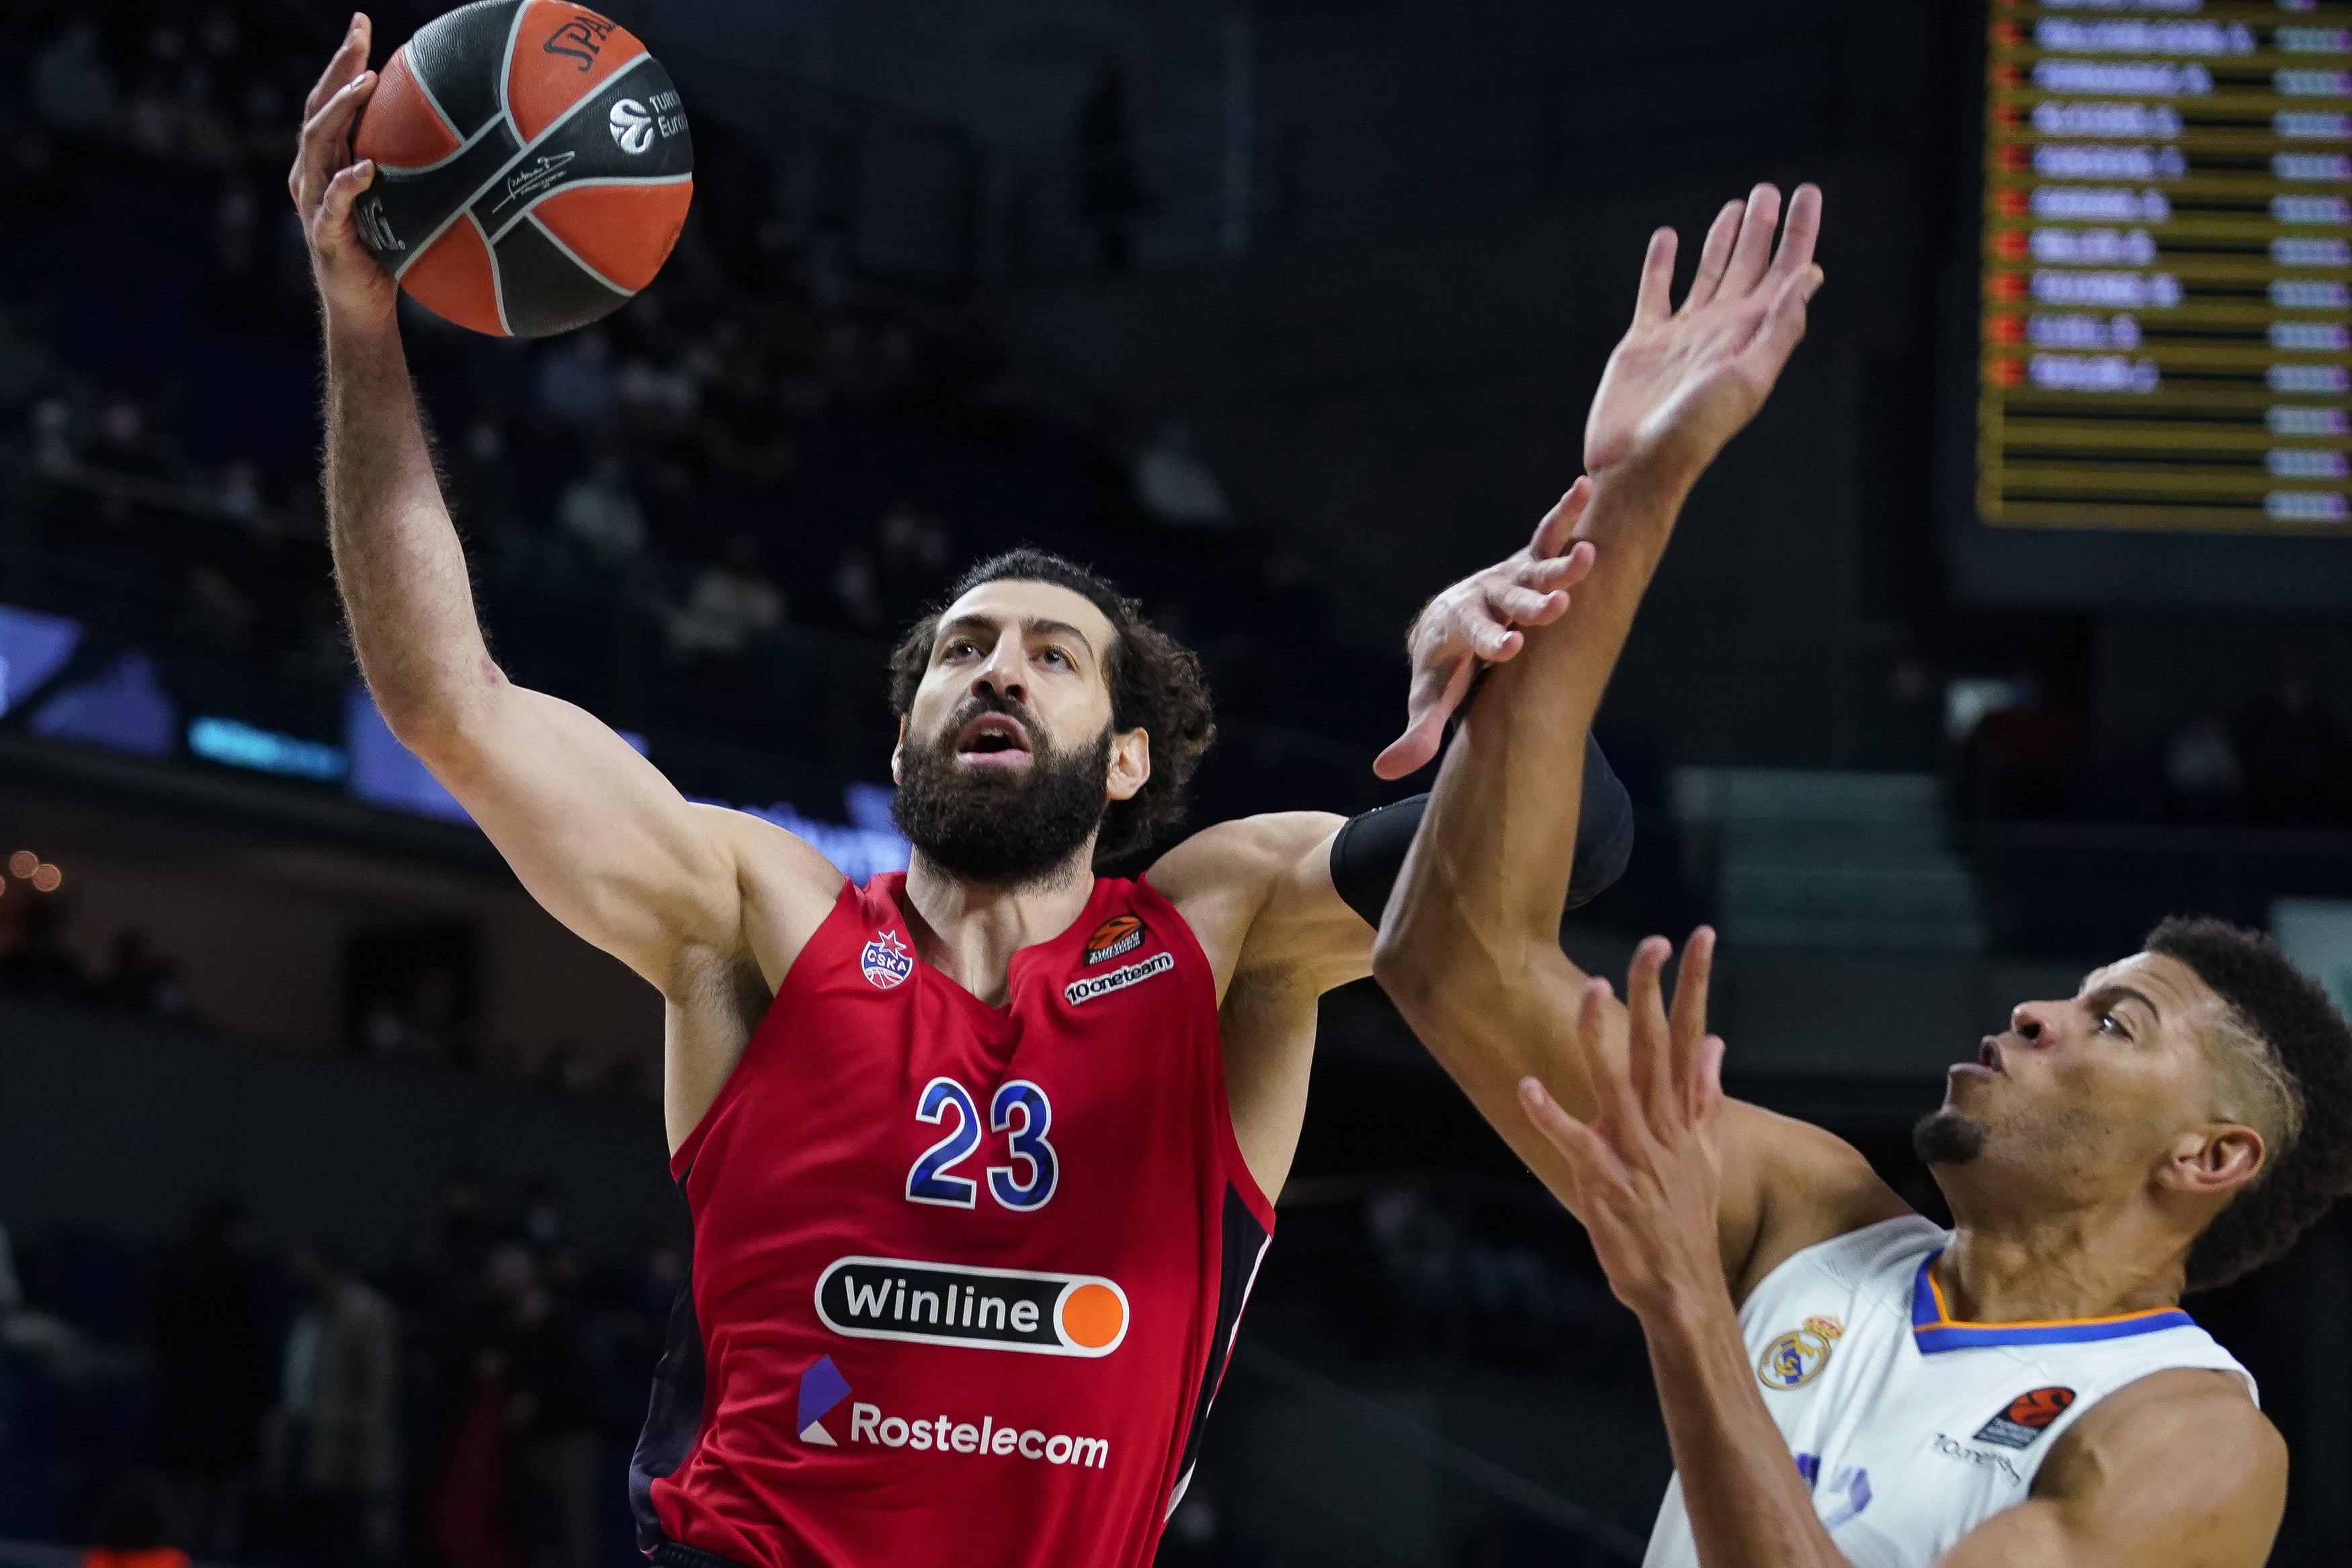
[1743,1214,1944,1318]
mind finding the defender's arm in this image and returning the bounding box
[1372,185,1894,1287]
[1937,1370,2284,1568]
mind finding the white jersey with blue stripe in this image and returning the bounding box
[1641,1215,2255,1568]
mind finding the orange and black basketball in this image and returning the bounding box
[350,0,692,338]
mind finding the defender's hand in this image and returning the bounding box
[1584,184,1824,492]
[1374,479,1597,780]
[290,13,396,329]
[1519,926,1728,1321]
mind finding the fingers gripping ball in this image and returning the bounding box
[351,0,692,338]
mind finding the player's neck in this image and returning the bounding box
[1937,1211,2189,1325]
[900,848,1099,1006]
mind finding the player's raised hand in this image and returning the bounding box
[1373,479,1598,779]
[1519,926,1728,1320]
[290,13,396,329]
[1583,183,1824,491]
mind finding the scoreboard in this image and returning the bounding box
[1980,1,2352,537]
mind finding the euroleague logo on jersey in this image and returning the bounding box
[1971,1386,2075,1450]
[1064,914,1171,1006]
[1083,914,1146,965]
[861,930,914,989]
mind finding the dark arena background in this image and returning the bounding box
[4,1,2352,1565]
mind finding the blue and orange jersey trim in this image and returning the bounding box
[1910,1249,2196,1354]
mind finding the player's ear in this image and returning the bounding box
[1105,728,1150,803]
[2160,1123,2265,1199]
[890,716,907,785]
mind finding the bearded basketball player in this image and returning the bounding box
[1375,183,2352,1566]
[292,17,1636,1568]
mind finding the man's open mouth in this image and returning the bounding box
[1955,1039,2004,1076]
[953,713,1034,767]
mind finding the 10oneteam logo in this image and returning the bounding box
[815,1256,1129,1356]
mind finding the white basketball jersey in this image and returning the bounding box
[1642,1216,2255,1568]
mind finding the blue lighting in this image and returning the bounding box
[696,787,910,885]
[189,716,349,783]
[0,604,83,719]
[341,687,644,826]
[30,649,177,758]
[343,685,474,824]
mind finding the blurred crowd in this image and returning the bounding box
[0,1172,1648,1568]
[0,0,1390,801]
[0,887,196,1029]
[0,884,657,1105]
[1958,666,2352,830]
[0,1178,678,1568]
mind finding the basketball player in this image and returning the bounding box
[1374,183,2352,1565]
[290,16,1630,1567]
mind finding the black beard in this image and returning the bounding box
[892,695,1111,888]
[1913,1108,1988,1167]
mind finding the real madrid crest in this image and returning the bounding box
[1758,1315,1844,1391]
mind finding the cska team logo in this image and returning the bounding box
[861,930,913,990]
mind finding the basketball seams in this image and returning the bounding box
[374,114,507,181]
[392,175,491,282]
[488,173,691,246]
[497,0,532,144]
[379,3,685,337]
[523,211,634,298]
[403,45,466,149]
[498,51,661,167]
[397,53,657,284]
[472,212,515,337]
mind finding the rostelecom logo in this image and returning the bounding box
[795,1355,853,1445]
[791,1352,1114,1470]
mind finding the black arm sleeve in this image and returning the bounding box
[1329,732,1634,928]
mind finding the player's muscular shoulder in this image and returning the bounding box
[705,805,849,992]
[1943,1370,2281,1568]
[1722,1101,1910,1301]
[1145,812,1357,996]
[661,808,846,1150]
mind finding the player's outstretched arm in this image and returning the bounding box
[1935,1368,2284,1568]
[1150,535,1624,1200]
[1373,185,1822,1242]
[293,21,841,1010]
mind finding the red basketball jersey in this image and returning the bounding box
[630,872,1274,1568]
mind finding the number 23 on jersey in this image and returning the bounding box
[905,1076,1059,1211]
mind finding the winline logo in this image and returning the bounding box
[815,1256,1130,1357]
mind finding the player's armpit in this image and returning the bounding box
[1150,814,1367,1200]
[1935,1370,2285,1568]
[1146,812,1357,1000]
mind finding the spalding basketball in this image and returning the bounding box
[351,0,693,338]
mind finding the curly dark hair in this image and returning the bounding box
[2146,916,2352,1292]
[887,548,1217,865]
